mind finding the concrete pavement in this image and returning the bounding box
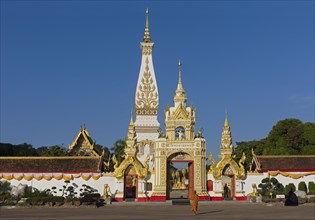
[1,202,314,220]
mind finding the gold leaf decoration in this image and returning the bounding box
[135,57,158,115]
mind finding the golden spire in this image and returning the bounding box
[224,110,230,129]
[220,111,233,152]
[177,59,183,90]
[174,59,187,104]
[143,8,151,43]
[127,113,136,142]
[129,111,135,129]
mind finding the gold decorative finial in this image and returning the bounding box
[174,59,187,103]
[129,110,134,126]
[224,110,229,128]
[178,59,182,84]
[143,8,151,42]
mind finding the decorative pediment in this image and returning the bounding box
[68,127,100,156]
[210,152,246,180]
[170,104,189,120]
[112,153,150,180]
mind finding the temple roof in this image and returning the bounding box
[255,155,315,171]
[0,157,102,173]
[68,126,101,156]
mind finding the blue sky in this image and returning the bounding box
[1,1,314,159]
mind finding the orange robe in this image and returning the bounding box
[191,193,199,213]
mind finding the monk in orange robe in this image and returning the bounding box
[191,190,199,215]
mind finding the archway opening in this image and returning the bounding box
[124,165,137,201]
[222,164,235,200]
[166,152,194,200]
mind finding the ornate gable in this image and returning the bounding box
[208,114,246,180]
[170,104,189,120]
[68,126,101,156]
[112,153,150,180]
[112,117,150,180]
[208,152,246,180]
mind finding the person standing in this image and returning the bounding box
[223,184,229,199]
[191,190,199,215]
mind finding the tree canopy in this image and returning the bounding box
[0,143,69,156]
[235,118,315,170]
[110,139,126,164]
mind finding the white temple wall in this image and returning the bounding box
[1,174,118,198]
[145,173,154,197]
[4,171,313,200]
[267,173,315,190]
[207,172,315,198]
[242,173,265,195]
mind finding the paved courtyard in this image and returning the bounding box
[1,202,314,220]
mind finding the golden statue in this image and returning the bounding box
[249,184,258,196]
[181,168,187,188]
[171,171,176,184]
[103,184,110,199]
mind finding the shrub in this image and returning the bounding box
[308,182,315,195]
[0,193,11,201]
[298,182,307,193]
[0,181,11,195]
[26,196,45,206]
[284,183,296,194]
[51,196,64,203]
[270,177,278,185]
[24,188,55,206]
[261,178,269,184]
[80,193,100,205]
[259,177,284,197]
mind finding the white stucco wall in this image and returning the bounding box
[207,172,315,197]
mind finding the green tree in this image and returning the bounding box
[267,119,303,153]
[102,147,111,160]
[235,118,315,171]
[302,122,315,146]
[36,145,68,156]
[235,139,267,171]
[49,145,68,156]
[0,143,38,156]
[110,139,126,164]
[94,144,103,155]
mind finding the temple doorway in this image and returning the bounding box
[166,157,194,200]
[124,166,137,201]
[222,164,235,199]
